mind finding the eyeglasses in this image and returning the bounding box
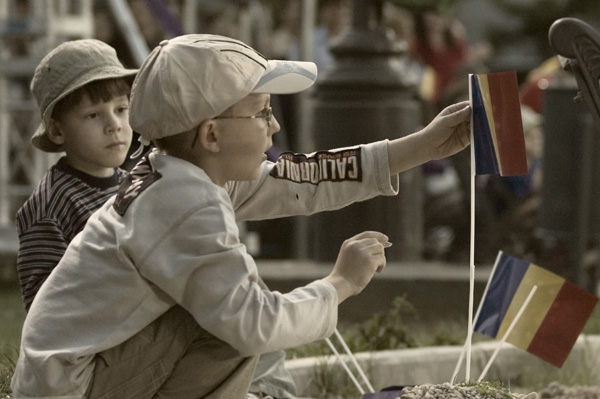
[214,107,273,127]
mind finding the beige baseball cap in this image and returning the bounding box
[30,39,138,152]
[129,34,318,141]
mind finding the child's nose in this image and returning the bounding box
[270,115,281,135]
[106,115,122,133]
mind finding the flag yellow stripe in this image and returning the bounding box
[477,75,501,169]
[497,264,564,350]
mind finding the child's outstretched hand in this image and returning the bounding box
[421,100,471,160]
[323,231,388,304]
[388,101,471,175]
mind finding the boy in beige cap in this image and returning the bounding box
[15,39,137,311]
[12,34,470,398]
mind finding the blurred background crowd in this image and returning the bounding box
[3,0,600,291]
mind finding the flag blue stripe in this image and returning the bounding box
[471,75,500,175]
[474,253,530,337]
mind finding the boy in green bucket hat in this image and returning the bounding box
[15,39,137,311]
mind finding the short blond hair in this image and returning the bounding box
[153,127,197,153]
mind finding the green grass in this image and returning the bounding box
[286,294,486,360]
[0,282,24,398]
[0,349,16,399]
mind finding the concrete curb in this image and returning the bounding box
[285,335,600,396]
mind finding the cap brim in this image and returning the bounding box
[252,60,318,94]
[31,123,62,152]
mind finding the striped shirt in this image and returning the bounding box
[15,157,127,311]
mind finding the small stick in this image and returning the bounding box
[334,329,375,392]
[452,252,503,383]
[466,262,475,381]
[466,75,476,383]
[325,337,364,394]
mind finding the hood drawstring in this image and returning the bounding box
[130,136,151,159]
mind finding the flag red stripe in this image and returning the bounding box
[526,280,599,367]
[487,71,528,176]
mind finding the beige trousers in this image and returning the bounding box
[86,306,258,399]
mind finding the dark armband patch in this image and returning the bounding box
[113,155,161,216]
[270,148,362,184]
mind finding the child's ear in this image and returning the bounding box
[47,119,65,146]
[195,120,220,153]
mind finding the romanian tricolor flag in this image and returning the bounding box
[474,251,598,367]
[470,71,528,176]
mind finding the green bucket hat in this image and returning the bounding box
[30,39,138,152]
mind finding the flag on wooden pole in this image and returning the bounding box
[474,251,599,367]
[460,71,530,382]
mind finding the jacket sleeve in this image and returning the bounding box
[227,140,399,221]
[138,196,338,357]
[16,219,68,311]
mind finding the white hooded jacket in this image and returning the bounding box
[11,140,398,398]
